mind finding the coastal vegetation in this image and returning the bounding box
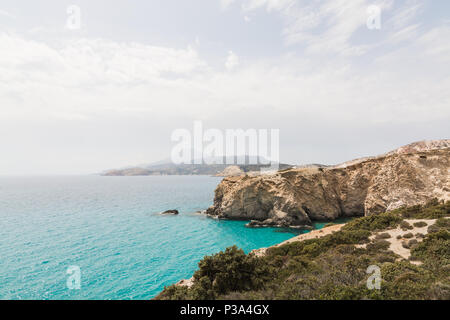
[156,200,450,300]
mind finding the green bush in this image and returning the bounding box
[428,224,440,233]
[427,218,450,234]
[391,199,449,219]
[343,212,402,232]
[157,246,270,300]
[156,284,190,300]
[435,217,450,229]
[411,230,450,268]
[416,233,425,239]
[378,261,435,299]
[195,246,269,299]
[400,221,413,231]
[403,232,414,239]
[367,239,391,251]
[375,232,391,239]
[268,229,371,259]
[413,221,427,228]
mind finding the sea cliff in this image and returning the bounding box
[206,140,450,228]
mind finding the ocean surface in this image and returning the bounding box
[0,175,326,300]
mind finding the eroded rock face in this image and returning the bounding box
[206,144,450,227]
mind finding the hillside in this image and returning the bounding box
[156,200,450,300]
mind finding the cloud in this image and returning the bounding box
[225,0,428,56]
[2,30,447,126]
[225,51,239,70]
[220,0,236,9]
[224,0,371,55]
[242,0,295,12]
[1,0,449,174]
[0,34,209,119]
[386,1,423,30]
[0,9,16,19]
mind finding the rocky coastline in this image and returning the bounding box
[205,140,450,228]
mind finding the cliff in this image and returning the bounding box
[206,140,450,227]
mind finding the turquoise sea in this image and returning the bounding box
[0,175,325,300]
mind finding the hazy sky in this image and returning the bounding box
[0,0,449,174]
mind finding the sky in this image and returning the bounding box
[0,0,449,174]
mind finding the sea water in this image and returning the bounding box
[0,175,319,299]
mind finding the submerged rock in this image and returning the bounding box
[245,219,313,229]
[161,209,179,215]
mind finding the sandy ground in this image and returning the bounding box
[356,219,438,265]
[254,218,443,263]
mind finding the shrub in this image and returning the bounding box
[413,221,427,228]
[375,232,391,239]
[378,261,433,299]
[367,239,391,251]
[400,221,413,231]
[403,232,414,239]
[343,213,402,232]
[435,217,450,230]
[156,284,190,300]
[408,239,418,247]
[426,218,450,234]
[267,229,371,259]
[428,224,440,234]
[392,199,449,219]
[411,230,450,266]
[189,246,271,299]
[416,233,425,239]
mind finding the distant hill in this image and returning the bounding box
[101,157,294,176]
